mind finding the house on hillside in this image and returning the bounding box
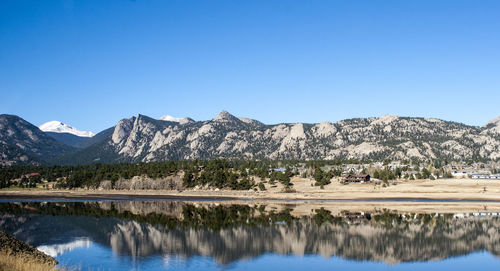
[344,174,371,183]
[269,168,287,173]
[451,170,469,178]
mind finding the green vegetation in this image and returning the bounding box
[0,162,179,189]
[313,167,334,187]
[313,208,336,226]
[0,157,482,190]
[0,202,464,232]
[372,167,397,181]
[1,159,364,190]
[269,170,293,187]
[0,202,476,236]
[0,202,297,231]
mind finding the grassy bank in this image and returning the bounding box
[0,230,57,271]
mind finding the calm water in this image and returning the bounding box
[1,201,500,270]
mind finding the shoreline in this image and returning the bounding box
[2,188,500,203]
[3,178,500,203]
[4,189,500,215]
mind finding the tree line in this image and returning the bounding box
[0,158,459,190]
[1,159,340,189]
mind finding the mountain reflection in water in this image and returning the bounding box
[37,238,92,257]
[1,201,500,267]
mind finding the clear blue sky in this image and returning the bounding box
[1,0,499,133]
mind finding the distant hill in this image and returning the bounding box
[44,132,93,149]
[52,127,116,164]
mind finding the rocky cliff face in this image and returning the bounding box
[484,116,500,135]
[0,114,75,165]
[67,111,500,164]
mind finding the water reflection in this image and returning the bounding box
[1,201,500,267]
[37,238,92,257]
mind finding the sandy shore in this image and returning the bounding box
[1,178,500,201]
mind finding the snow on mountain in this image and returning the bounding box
[37,238,92,257]
[159,115,183,122]
[39,121,95,137]
[159,115,193,124]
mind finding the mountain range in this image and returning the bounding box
[1,112,500,166]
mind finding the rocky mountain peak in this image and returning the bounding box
[112,117,135,144]
[238,117,263,126]
[486,116,500,126]
[484,116,500,134]
[213,110,241,123]
[134,114,161,127]
[372,114,399,125]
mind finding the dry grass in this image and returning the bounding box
[0,251,57,271]
[0,230,58,271]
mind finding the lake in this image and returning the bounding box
[1,200,500,270]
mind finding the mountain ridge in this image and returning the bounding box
[1,112,500,165]
[61,111,500,164]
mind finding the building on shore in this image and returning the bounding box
[344,174,371,183]
[471,174,500,179]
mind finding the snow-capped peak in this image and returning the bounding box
[159,115,193,124]
[39,121,95,137]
